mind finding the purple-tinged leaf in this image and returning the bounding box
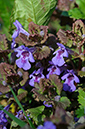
[18,68,29,86]
[72,20,85,37]
[28,22,48,44]
[0,83,10,94]
[33,46,51,60]
[0,34,8,50]
[57,0,75,11]
[49,74,63,95]
[57,29,82,47]
[51,107,73,125]
[32,88,50,102]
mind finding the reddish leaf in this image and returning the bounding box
[17,22,48,47]
[0,83,10,94]
[57,0,75,11]
[33,46,51,60]
[51,107,73,125]
[32,88,49,102]
[49,74,63,95]
[0,34,8,50]
[57,29,82,47]
[28,22,48,44]
[72,20,85,37]
[17,68,29,86]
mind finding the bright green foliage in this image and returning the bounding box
[26,106,45,124]
[68,0,85,19]
[10,0,57,31]
[0,0,14,35]
[76,90,85,118]
[78,89,85,107]
[76,106,85,118]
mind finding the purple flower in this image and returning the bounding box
[14,45,35,70]
[46,65,61,78]
[0,103,12,129]
[54,95,60,102]
[11,20,30,49]
[37,121,56,129]
[43,101,52,107]
[29,69,45,87]
[16,110,30,120]
[52,43,68,66]
[61,70,80,92]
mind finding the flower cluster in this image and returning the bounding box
[1,18,84,129]
[46,43,80,92]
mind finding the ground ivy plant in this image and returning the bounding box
[0,0,85,129]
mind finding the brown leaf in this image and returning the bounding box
[33,46,51,60]
[0,34,8,50]
[17,91,28,102]
[0,63,21,87]
[0,49,11,62]
[49,74,63,95]
[18,33,37,46]
[28,22,48,44]
[57,29,82,47]
[32,88,49,101]
[51,107,73,125]
[17,22,48,47]
[18,68,29,86]
[57,0,75,11]
[72,20,85,37]
[0,63,15,80]
[0,83,10,94]
[6,73,20,85]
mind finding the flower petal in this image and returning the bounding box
[28,52,35,63]
[22,59,31,70]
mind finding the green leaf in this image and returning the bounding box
[49,74,63,95]
[68,0,85,19]
[26,106,45,124]
[0,0,14,35]
[0,105,26,127]
[33,46,51,60]
[9,86,35,129]
[78,89,85,107]
[78,71,85,77]
[10,0,57,31]
[59,97,71,109]
[76,106,85,118]
[10,121,20,129]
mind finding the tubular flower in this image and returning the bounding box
[37,121,56,129]
[14,45,35,70]
[16,110,30,120]
[29,69,45,87]
[61,70,80,92]
[46,65,61,78]
[52,43,68,66]
[0,103,12,129]
[11,20,30,49]
[43,101,52,107]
